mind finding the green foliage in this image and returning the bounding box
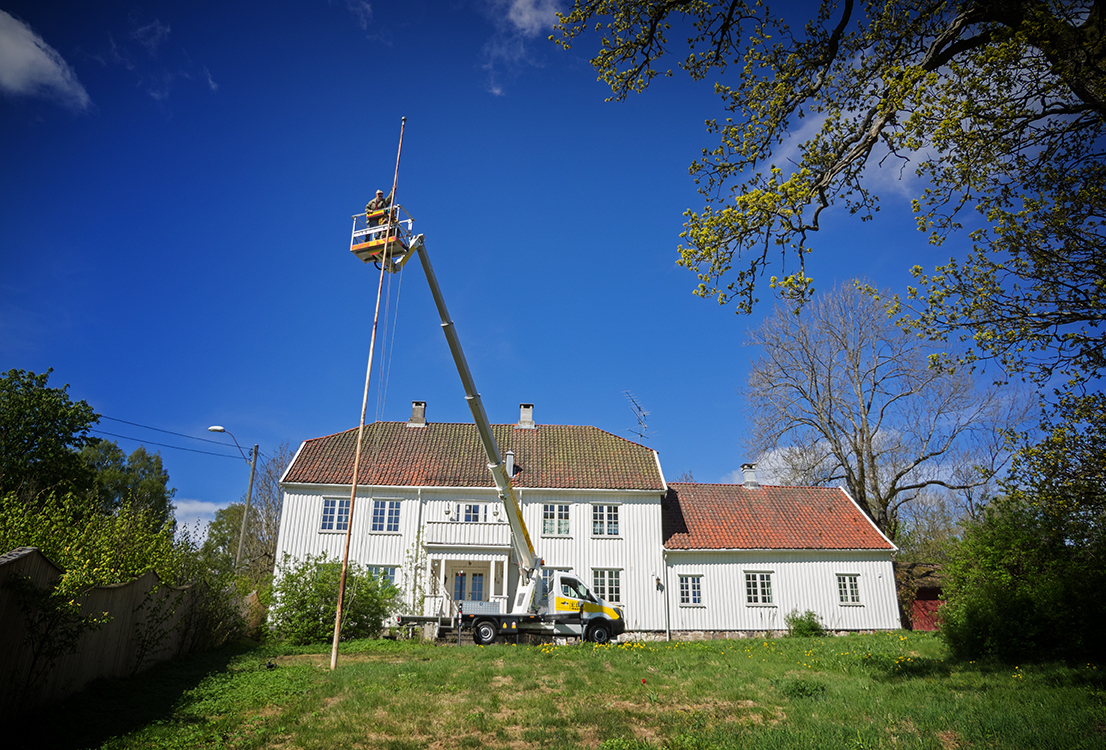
[784,609,825,638]
[0,492,186,596]
[200,443,292,608]
[941,394,1106,662]
[81,440,176,528]
[268,553,401,645]
[556,2,1104,325]
[0,491,241,672]
[0,368,98,499]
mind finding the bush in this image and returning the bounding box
[940,495,1106,662]
[268,553,400,645]
[785,609,825,637]
[940,394,1106,663]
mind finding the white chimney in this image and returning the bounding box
[408,400,427,428]
[517,403,535,429]
[741,462,759,489]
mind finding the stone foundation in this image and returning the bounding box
[620,629,883,642]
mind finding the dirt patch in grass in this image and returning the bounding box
[937,730,961,750]
[273,652,410,667]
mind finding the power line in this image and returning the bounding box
[96,415,269,461]
[89,429,241,459]
[100,415,230,446]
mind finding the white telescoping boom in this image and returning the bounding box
[355,213,625,643]
[408,234,543,592]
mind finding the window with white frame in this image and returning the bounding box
[455,503,487,522]
[837,574,861,604]
[368,566,396,585]
[321,497,350,531]
[745,572,773,605]
[678,575,702,606]
[371,500,401,532]
[592,569,622,603]
[592,504,619,536]
[542,504,570,535]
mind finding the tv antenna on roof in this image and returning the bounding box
[624,391,655,441]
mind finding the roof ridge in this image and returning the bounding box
[670,481,837,490]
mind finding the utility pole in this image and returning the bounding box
[332,116,407,671]
[234,445,259,570]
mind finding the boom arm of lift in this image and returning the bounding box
[406,235,542,585]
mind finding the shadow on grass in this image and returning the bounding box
[866,651,1106,690]
[864,653,953,681]
[8,639,262,750]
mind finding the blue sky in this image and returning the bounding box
[1,1,946,533]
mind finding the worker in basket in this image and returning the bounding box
[366,188,393,226]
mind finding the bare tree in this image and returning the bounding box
[203,443,295,590]
[745,283,1028,539]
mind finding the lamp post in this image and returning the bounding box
[208,425,259,570]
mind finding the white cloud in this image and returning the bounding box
[479,0,561,95]
[173,498,226,540]
[132,19,171,55]
[346,1,373,31]
[504,0,559,37]
[0,10,90,110]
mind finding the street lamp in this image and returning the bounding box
[208,425,259,570]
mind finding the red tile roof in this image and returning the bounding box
[283,422,664,491]
[662,482,894,550]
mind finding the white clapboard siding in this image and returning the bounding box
[665,550,900,632]
[274,488,417,574]
[519,489,668,632]
[423,520,511,547]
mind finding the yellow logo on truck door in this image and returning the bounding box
[554,596,582,612]
[554,597,621,620]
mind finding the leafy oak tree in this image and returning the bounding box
[80,440,176,528]
[554,1,1105,395]
[0,368,98,499]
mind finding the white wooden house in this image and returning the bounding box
[275,403,900,637]
[662,471,901,634]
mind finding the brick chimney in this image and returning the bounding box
[408,400,427,428]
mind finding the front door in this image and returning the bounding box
[445,563,489,602]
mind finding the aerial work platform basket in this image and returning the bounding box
[350,204,415,271]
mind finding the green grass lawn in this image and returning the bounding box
[13,631,1106,750]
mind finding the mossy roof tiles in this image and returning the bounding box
[282,422,664,491]
[662,482,894,550]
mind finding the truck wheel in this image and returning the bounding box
[587,622,612,644]
[474,619,498,646]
